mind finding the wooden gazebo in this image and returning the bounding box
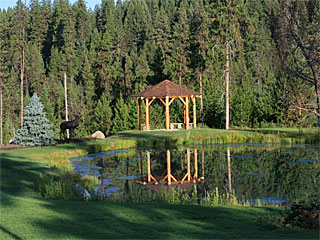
[132,80,201,131]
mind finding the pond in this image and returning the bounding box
[70,144,319,204]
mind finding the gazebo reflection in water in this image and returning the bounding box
[135,149,205,190]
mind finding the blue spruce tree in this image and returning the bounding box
[12,93,56,146]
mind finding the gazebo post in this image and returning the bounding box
[192,96,197,128]
[146,98,150,131]
[138,98,142,130]
[194,149,198,179]
[187,149,191,181]
[165,96,170,131]
[185,97,189,130]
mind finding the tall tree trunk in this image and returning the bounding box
[199,71,203,122]
[20,35,24,126]
[179,63,182,85]
[0,86,2,145]
[64,72,69,138]
[225,41,230,130]
[314,70,320,124]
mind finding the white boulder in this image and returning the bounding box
[91,131,105,139]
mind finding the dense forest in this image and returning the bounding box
[0,0,319,143]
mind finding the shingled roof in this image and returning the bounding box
[132,80,201,99]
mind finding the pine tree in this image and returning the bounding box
[92,93,113,135]
[189,1,209,121]
[150,7,171,83]
[25,43,46,94]
[111,94,130,133]
[12,93,56,146]
[111,94,137,133]
[28,0,50,54]
[123,0,152,52]
[170,0,191,85]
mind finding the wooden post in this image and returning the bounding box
[185,97,189,130]
[147,151,151,182]
[194,149,198,179]
[138,99,142,130]
[165,96,170,131]
[0,87,2,145]
[167,149,171,185]
[192,96,197,128]
[145,98,150,131]
[64,72,69,138]
[227,148,232,203]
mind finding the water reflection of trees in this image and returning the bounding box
[96,152,140,200]
[201,145,319,203]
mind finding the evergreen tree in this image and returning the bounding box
[170,0,191,85]
[28,0,50,54]
[123,0,152,52]
[111,94,130,133]
[111,94,137,133]
[74,0,91,57]
[25,43,46,94]
[150,7,171,83]
[91,30,121,98]
[92,93,113,135]
[189,1,209,121]
[12,93,56,146]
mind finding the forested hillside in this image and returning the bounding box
[0,0,319,143]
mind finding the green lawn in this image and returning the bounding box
[1,193,318,239]
[1,128,319,239]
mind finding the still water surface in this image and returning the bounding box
[70,144,319,204]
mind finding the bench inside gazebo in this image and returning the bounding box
[132,80,201,131]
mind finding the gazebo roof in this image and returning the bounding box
[132,80,201,99]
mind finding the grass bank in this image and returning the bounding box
[82,127,320,154]
[1,127,319,239]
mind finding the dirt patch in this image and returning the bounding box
[0,138,96,151]
[0,144,32,151]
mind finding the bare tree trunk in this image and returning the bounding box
[64,72,69,138]
[312,69,320,125]
[0,87,2,145]
[225,41,230,130]
[179,64,182,85]
[20,38,24,126]
[199,71,203,122]
[316,82,320,125]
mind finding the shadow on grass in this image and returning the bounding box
[0,152,45,198]
[0,225,22,240]
[31,199,320,239]
[32,201,278,239]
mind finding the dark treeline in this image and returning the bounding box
[0,0,319,142]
